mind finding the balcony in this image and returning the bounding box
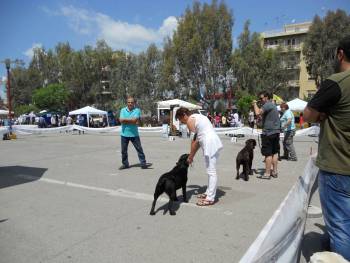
[264,44,302,51]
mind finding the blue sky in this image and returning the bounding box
[0,0,349,97]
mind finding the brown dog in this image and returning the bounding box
[236,139,257,181]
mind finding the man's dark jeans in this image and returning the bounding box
[121,136,146,167]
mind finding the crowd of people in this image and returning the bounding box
[206,111,242,128]
[4,113,110,128]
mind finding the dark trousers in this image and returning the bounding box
[121,136,146,166]
[283,130,297,160]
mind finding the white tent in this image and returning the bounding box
[0,109,9,115]
[156,99,202,131]
[69,106,108,127]
[287,98,307,112]
[157,99,202,110]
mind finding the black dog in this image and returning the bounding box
[236,139,257,181]
[150,154,189,216]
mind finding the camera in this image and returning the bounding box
[256,100,263,108]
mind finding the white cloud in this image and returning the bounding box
[158,16,178,38]
[23,43,43,58]
[56,5,178,52]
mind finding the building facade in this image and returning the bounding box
[262,22,317,100]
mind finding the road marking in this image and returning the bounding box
[16,174,226,212]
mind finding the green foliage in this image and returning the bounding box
[15,104,39,115]
[32,83,71,112]
[303,9,350,85]
[232,21,288,95]
[168,0,233,102]
[236,93,256,120]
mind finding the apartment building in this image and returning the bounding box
[262,22,317,100]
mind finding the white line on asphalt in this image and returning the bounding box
[16,174,227,213]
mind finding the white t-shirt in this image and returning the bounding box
[190,114,223,157]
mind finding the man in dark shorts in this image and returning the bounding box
[253,91,281,179]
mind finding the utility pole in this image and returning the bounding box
[0,58,24,119]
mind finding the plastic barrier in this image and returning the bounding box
[8,125,320,138]
[239,156,319,263]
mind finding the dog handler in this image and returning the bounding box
[176,107,223,206]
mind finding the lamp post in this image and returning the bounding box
[5,59,12,119]
[1,58,24,120]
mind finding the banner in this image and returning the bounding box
[239,156,319,263]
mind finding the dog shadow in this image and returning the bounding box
[152,185,226,215]
[300,223,330,262]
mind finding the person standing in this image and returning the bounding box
[221,114,227,127]
[176,107,223,206]
[303,36,350,260]
[50,115,56,127]
[253,91,281,179]
[66,115,72,125]
[299,112,304,129]
[280,103,297,161]
[119,96,150,170]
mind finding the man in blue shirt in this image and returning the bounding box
[119,96,150,169]
[280,103,297,161]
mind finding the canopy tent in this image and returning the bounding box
[273,94,284,104]
[157,99,202,110]
[69,106,108,127]
[156,99,202,123]
[0,109,9,115]
[0,109,14,116]
[287,98,307,112]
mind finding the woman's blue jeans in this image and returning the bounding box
[318,170,350,260]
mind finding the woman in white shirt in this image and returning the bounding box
[175,107,223,206]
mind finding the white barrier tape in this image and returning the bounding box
[222,126,320,137]
[10,124,162,135]
[14,125,71,134]
[239,156,319,263]
[7,125,320,138]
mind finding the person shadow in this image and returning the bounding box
[151,184,226,215]
[128,163,154,169]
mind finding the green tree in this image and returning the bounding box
[167,0,233,106]
[236,91,256,121]
[232,20,288,96]
[15,104,39,115]
[32,83,71,112]
[135,44,162,114]
[303,9,350,85]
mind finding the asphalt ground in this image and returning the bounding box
[0,131,320,263]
